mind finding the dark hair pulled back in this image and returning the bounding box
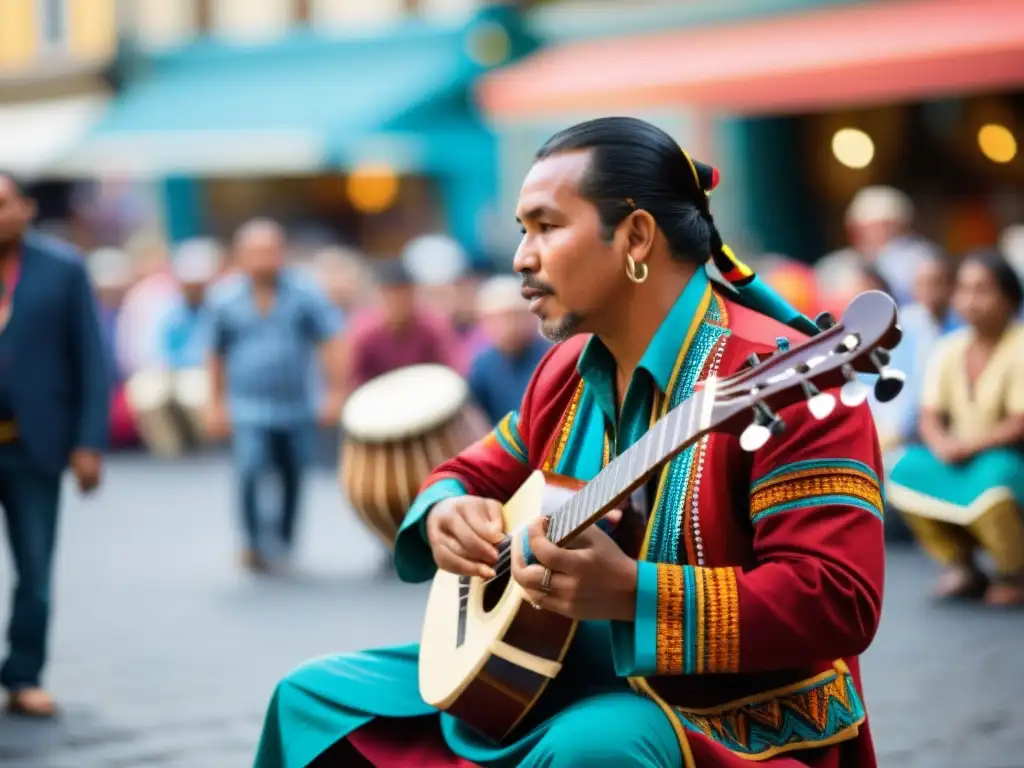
[535,117,719,266]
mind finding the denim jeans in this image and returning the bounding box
[0,451,62,691]
[232,423,313,556]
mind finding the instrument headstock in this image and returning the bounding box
[705,290,904,452]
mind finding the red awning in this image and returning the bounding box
[478,0,1024,118]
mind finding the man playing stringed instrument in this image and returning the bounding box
[254,118,888,768]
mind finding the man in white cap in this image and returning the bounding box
[161,238,224,371]
[466,274,549,425]
[815,185,936,308]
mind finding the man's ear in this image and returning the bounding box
[624,209,657,265]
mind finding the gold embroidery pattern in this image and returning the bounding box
[750,468,883,524]
[699,567,740,674]
[542,379,586,472]
[655,565,685,675]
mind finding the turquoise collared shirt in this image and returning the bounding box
[397,267,717,679]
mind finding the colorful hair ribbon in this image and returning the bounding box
[681,150,820,338]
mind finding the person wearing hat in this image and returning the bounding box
[815,185,937,309]
[161,238,224,372]
[466,274,549,425]
[345,258,461,391]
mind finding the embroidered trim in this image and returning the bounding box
[750,460,883,524]
[542,379,586,472]
[493,411,528,464]
[655,564,685,675]
[672,661,866,761]
[752,458,879,490]
[655,565,740,675]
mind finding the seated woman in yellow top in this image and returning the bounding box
[889,249,1024,607]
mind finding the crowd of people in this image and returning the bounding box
[84,217,551,574]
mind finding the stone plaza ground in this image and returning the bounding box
[0,454,1021,767]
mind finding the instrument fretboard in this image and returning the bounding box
[546,389,708,545]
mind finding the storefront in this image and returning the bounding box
[56,5,535,260]
[477,0,1024,261]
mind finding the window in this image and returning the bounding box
[37,0,67,48]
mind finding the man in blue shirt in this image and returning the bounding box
[466,274,549,425]
[206,219,345,573]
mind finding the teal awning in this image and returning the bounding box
[56,17,522,177]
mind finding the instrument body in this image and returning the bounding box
[418,291,903,743]
[125,368,209,457]
[340,364,488,547]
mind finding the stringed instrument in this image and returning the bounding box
[417,290,903,742]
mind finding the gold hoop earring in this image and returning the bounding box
[626,255,649,285]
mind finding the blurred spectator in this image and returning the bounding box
[467,275,549,425]
[882,252,962,452]
[205,219,345,573]
[311,245,370,316]
[816,186,938,308]
[448,268,491,367]
[114,231,179,379]
[346,259,462,391]
[0,173,108,717]
[888,249,1024,606]
[161,238,224,371]
[87,247,137,449]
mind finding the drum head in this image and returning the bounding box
[343,365,468,442]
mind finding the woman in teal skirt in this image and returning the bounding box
[889,249,1024,606]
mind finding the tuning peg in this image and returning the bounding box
[839,364,870,406]
[745,353,761,369]
[866,349,905,403]
[802,382,837,420]
[740,404,786,452]
[874,367,906,403]
[814,311,837,331]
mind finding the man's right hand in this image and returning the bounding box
[426,496,505,579]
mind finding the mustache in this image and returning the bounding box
[521,275,554,295]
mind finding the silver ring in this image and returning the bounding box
[540,568,553,593]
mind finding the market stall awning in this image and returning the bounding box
[0,95,109,179]
[57,30,488,177]
[477,0,1024,119]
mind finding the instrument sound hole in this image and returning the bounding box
[482,567,512,613]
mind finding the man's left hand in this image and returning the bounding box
[513,510,637,622]
[70,449,102,494]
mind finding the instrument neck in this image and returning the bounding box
[546,389,709,545]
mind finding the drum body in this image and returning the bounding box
[340,365,488,547]
[125,368,210,457]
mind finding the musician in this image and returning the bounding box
[0,173,109,717]
[255,118,885,767]
[206,219,345,573]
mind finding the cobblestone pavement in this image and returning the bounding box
[0,454,1021,768]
